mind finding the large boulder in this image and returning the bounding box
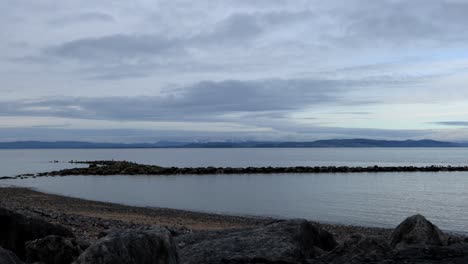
[394,243,468,263]
[178,220,337,264]
[390,214,448,249]
[0,247,23,264]
[0,207,75,259]
[25,235,83,264]
[74,227,179,264]
[321,235,392,264]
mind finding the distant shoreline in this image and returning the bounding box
[0,138,467,149]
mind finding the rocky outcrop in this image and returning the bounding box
[25,235,83,264]
[390,214,448,249]
[321,235,392,264]
[0,247,23,264]
[75,227,179,264]
[177,220,337,264]
[0,207,75,260]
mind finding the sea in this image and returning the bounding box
[1,148,468,233]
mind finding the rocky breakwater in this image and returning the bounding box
[16,160,468,178]
[1,205,468,264]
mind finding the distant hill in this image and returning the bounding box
[183,139,464,148]
[0,139,466,149]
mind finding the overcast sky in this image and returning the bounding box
[2,0,468,142]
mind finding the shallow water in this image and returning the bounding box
[3,171,468,233]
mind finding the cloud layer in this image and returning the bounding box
[1,0,468,142]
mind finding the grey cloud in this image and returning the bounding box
[4,0,468,143]
[20,1,468,81]
[337,112,372,115]
[290,126,427,139]
[200,13,263,43]
[0,78,350,121]
[45,34,184,63]
[82,64,156,80]
[44,12,264,64]
[433,121,468,126]
[48,12,115,25]
[341,0,468,46]
[0,128,203,143]
[197,10,317,43]
[260,10,318,29]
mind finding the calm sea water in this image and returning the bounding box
[1,148,468,232]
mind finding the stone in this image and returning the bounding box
[25,235,83,264]
[0,247,23,264]
[0,207,75,260]
[74,227,179,264]
[177,220,337,264]
[321,236,391,264]
[394,243,468,263]
[390,214,448,249]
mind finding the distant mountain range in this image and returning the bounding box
[0,139,467,149]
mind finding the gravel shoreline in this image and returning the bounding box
[0,187,392,243]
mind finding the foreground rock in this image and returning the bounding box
[3,199,468,264]
[320,235,392,264]
[177,220,337,264]
[387,215,468,263]
[0,247,23,264]
[390,214,448,249]
[394,243,468,263]
[0,207,75,260]
[25,235,84,264]
[75,227,179,264]
[323,214,468,264]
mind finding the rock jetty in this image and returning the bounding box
[9,160,468,178]
[1,205,468,264]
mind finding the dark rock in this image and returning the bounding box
[297,220,338,253]
[77,240,91,251]
[178,220,337,264]
[0,207,75,260]
[0,247,23,264]
[96,229,114,239]
[321,236,391,264]
[75,227,179,264]
[447,236,464,245]
[394,243,468,263]
[390,214,448,249]
[25,235,83,264]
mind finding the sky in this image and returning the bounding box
[2,0,468,142]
